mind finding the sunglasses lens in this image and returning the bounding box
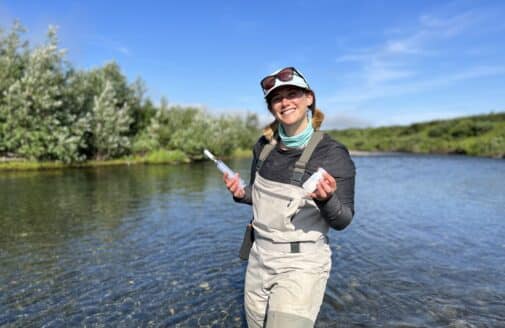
[261,67,298,92]
[261,76,276,91]
[277,68,294,81]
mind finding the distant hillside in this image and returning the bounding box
[327,112,505,158]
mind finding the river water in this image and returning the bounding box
[1,154,504,327]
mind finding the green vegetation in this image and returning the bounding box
[144,149,189,164]
[328,112,505,158]
[1,21,503,172]
[0,151,190,171]
[0,21,259,170]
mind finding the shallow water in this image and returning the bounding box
[1,154,504,327]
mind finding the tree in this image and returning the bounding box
[1,25,88,162]
[0,21,29,154]
[90,80,133,160]
[129,77,156,135]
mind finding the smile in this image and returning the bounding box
[280,108,296,115]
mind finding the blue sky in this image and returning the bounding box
[1,0,504,129]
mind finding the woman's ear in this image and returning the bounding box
[305,91,314,107]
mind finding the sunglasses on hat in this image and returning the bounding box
[260,67,308,93]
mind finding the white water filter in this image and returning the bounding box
[204,149,246,188]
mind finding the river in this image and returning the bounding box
[1,154,504,327]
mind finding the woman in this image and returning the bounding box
[224,67,355,327]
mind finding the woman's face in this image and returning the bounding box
[268,86,313,130]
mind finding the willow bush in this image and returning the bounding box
[0,21,260,164]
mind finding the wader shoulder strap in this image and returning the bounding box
[255,143,276,172]
[290,131,325,185]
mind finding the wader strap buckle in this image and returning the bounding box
[290,242,300,253]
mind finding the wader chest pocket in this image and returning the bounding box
[253,183,300,231]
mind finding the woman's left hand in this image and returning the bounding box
[310,171,337,201]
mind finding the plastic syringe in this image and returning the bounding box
[203,149,246,188]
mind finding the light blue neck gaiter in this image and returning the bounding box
[278,115,314,148]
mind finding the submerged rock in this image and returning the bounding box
[199,282,210,290]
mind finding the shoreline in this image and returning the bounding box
[0,157,190,172]
[349,150,399,156]
[1,150,502,172]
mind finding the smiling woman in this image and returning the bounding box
[268,87,312,135]
[222,66,356,327]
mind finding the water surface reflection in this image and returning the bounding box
[1,155,504,327]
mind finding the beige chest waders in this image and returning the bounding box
[244,132,332,328]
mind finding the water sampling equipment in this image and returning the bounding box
[203,149,246,188]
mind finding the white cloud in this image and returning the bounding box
[336,7,489,65]
[327,64,505,106]
[335,52,371,63]
[117,47,130,55]
[330,4,505,112]
[321,112,372,130]
[385,40,417,54]
[418,10,477,37]
[365,60,415,85]
[86,35,131,56]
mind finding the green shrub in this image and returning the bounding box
[145,149,189,164]
[427,124,449,138]
[449,120,494,138]
[131,130,159,155]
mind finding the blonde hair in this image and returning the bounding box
[263,90,324,142]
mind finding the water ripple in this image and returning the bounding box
[1,157,504,327]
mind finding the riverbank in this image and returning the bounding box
[2,147,503,172]
[349,150,399,156]
[0,148,257,172]
[0,149,191,172]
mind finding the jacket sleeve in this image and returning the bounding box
[233,185,252,204]
[314,142,356,230]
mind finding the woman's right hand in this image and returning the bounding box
[223,173,246,199]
